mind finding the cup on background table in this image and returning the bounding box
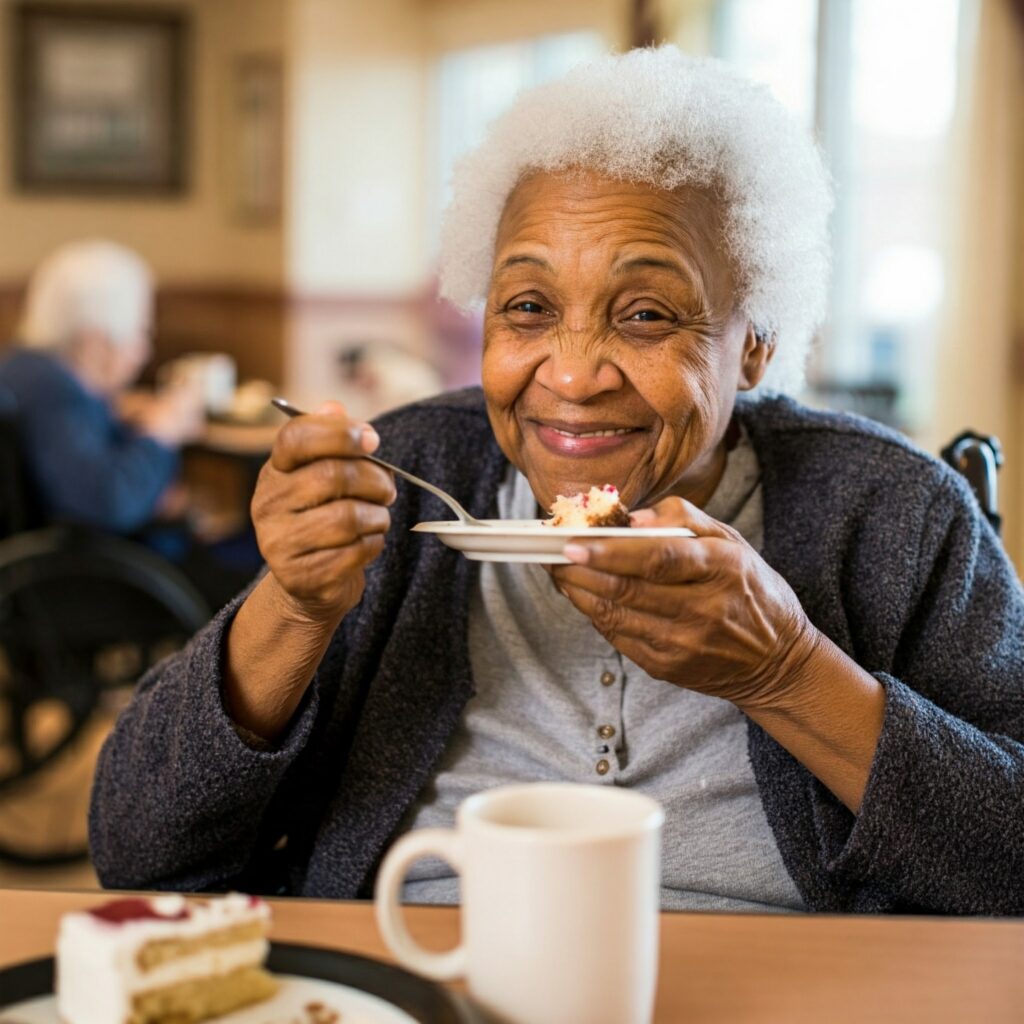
[375,783,664,1024]
[158,353,236,415]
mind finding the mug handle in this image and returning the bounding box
[374,828,467,980]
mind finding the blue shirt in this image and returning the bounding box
[0,347,178,533]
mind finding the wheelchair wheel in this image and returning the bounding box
[0,528,210,865]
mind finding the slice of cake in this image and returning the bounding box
[544,484,631,527]
[56,893,278,1024]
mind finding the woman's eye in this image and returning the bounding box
[510,301,546,314]
[626,309,669,322]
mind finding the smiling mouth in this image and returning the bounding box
[549,427,638,439]
[531,420,646,457]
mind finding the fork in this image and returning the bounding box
[271,398,489,527]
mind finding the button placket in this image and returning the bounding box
[593,660,624,779]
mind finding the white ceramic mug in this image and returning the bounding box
[375,783,664,1024]
[159,353,236,414]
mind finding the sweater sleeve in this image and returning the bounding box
[89,586,325,892]
[814,476,1024,913]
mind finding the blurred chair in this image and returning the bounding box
[0,386,209,866]
[941,430,1003,536]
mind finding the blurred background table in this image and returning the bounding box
[199,418,281,458]
[2,889,1024,1023]
[178,416,280,543]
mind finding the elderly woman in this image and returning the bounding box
[91,49,1024,914]
[0,240,202,532]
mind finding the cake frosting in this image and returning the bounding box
[544,484,631,527]
[56,893,278,1024]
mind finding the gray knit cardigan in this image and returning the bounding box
[90,389,1024,914]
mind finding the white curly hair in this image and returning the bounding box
[20,240,153,352]
[438,46,833,393]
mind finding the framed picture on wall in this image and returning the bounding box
[12,3,189,194]
[227,55,284,223]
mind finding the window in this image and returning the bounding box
[714,0,818,128]
[716,0,962,430]
[833,0,961,429]
[428,31,605,254]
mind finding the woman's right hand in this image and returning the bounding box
[252,401,397,626]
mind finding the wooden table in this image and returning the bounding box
[2,889,1023,1023]
[178,420,279,542]
[200,419,280,458]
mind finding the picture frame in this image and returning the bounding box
[11,3,189,194]
[227,54,284,223]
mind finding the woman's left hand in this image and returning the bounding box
[549,497,819,712]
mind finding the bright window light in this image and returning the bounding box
[852,0,960,139]
[714,0,818,125]
[716,0,962,430]
[863,245,945,324]
[429,32,605,252]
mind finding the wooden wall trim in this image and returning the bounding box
[0,280,469,387]
[0,280,441,319]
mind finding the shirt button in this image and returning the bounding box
[595,759,610,776]
[600,671,616,687]
[597,724,616,740]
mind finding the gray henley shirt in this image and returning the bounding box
[400,428,804,912]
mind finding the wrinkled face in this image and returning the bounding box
[482,169,771,513]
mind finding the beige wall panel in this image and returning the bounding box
[287,0,428,295]
[0,0,286,287]
[423,0,627,52]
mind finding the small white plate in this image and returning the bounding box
[0,944,480,1023]
[2,975,416,1024]
[412,519,697,563]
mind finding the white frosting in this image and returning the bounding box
[56,894,271,1024]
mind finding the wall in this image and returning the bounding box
[423,0,628,52]
[926,0,1024,570]
[283,0,638,405]
[0,0,289,379]
[0,0,638,399]
[287,0,427,295]
[0,0,286,287]
[282,0,431,403]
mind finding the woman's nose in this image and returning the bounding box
[534,342,624,403]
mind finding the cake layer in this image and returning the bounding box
[61,936,269,991]
[138,920,267,970]
[129,964,279,1024]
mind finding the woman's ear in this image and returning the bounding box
[737,323,775,391]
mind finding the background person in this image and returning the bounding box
[0,239,263,608]
[0,240,203,533]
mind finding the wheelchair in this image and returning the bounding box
[0,390,211,866]
[941,430,1002,536]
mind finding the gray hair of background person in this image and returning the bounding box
[19,240,154,352]
[438,46,834,394]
